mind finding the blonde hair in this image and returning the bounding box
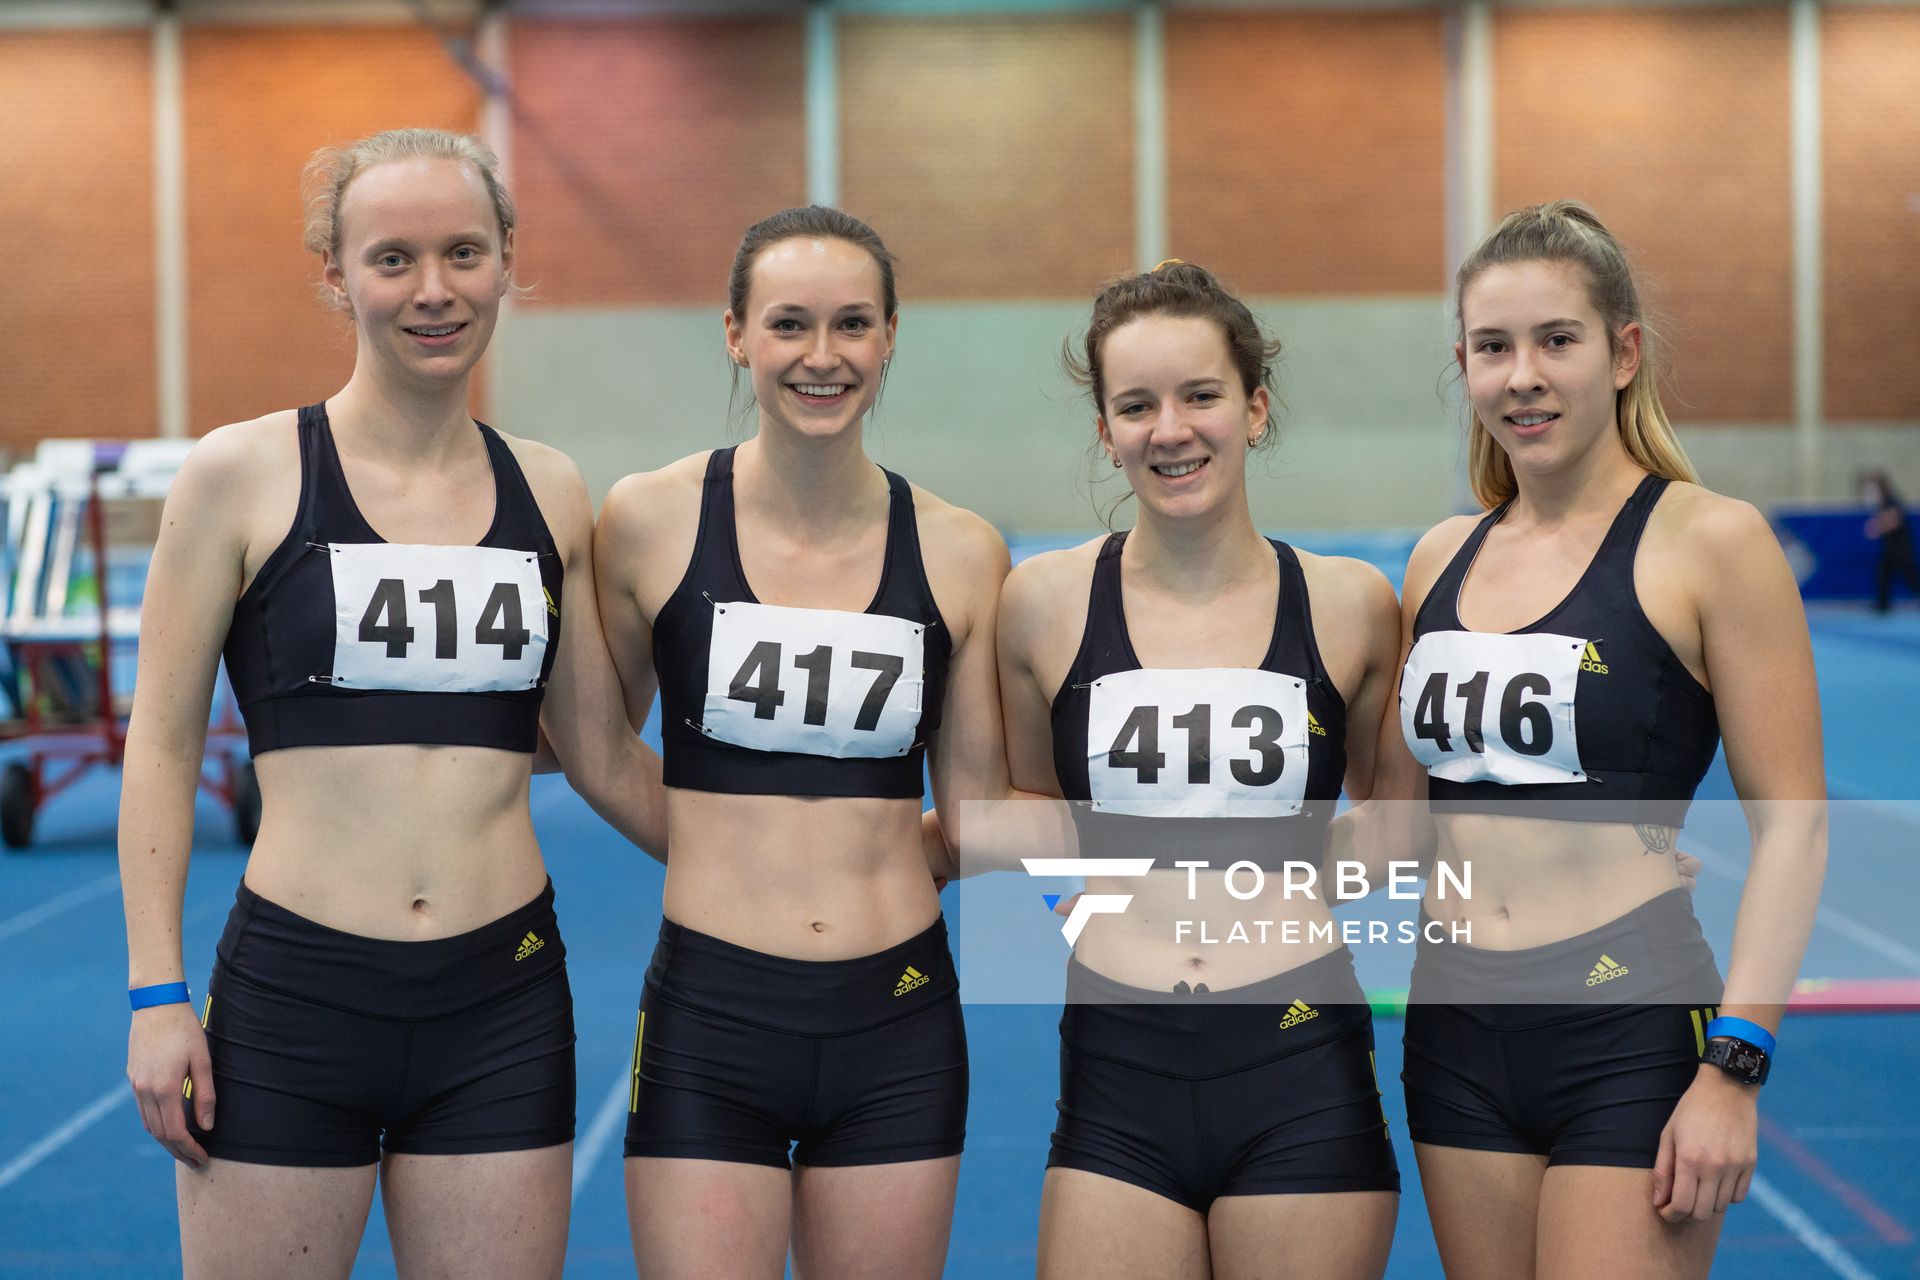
[301,128,516,261]
[1456,201,1697,509]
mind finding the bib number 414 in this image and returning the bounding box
[328,542,549,692]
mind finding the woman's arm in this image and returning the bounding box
[1656,495,1827,1223]
[515,444,666,860]
[917,505,1012,883]
[1323,521,1472,886]
[119,426,256,1167]
[926,548,1081,882]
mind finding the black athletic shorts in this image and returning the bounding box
[623,915,967,1168]
[1402,888,1724,1168]
[188,879,575,1167]
[1047,947,1400,1210]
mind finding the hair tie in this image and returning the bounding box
[1150,258,1185,273]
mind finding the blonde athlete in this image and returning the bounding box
[1388,202,1825,1278]
[120,130,661,1279]
[596,206,1009,1280]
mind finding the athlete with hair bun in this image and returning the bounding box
[997,261,1402,1280]
[120,128,662,1278]
[1388,201,1826,1278]
[595,206,1010,1280]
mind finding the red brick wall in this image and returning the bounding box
[10,10,1915,460]
[181,25,480,431]
[0,30,154,445]
[1822,7,1920,423]
[839,15,1135,300]
[1167,10,1447,295]
[1493,8,1793,424]
[508,16,808,308]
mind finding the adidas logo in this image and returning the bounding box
[1586,953,1630,986]
[514,931,546,962]
[543,587,559,618]
[1307,712,1327,737]
[1580,641,1609,675]
[1279,998,1320,1029]
[893,965,930,997]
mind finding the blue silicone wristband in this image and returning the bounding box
[1705,1015,1776,1057]
[129,982,191,1011]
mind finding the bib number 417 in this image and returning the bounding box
[701,600,925,759]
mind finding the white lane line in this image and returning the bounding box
[0,872,119,944]
[1687,841,1920,973]
[571,1065,631,1203]
[1748,1173,1883,1280]
[0,1083,126,1193]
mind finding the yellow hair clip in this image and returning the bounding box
[1150,257,1185,273]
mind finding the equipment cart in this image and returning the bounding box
[0,440,256,848]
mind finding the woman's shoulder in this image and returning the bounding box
[599,451,718,540]
[173,410,301,510]
[188,408,300,472]
[1001,537,1105,620]
[908,484,1009,577]
[1644,478,1779,579]
[1399,512,1485,614]
[1292,547,1398,627]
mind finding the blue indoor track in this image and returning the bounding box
[1,539,1916,1278]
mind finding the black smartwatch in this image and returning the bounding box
[1702,1036,1771,1086]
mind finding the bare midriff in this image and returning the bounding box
[1073,869,1345,992]
[243,743,546,940]
[1423,814,1685,950]
[661,787,939,960]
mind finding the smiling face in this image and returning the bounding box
[1096,313,1269,523]
[724,236,897,440]
[323,156,510,390]
[1457,259,1640,480]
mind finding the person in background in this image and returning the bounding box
[1860,469,1919,612]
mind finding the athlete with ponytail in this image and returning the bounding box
[596,206,1008,1279]
[1388,202,1826,1277]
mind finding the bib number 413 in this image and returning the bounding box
[1086,667,1310,818]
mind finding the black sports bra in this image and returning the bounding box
[221,403,561,755]
[1402,474,1719,824]
[1049,532,1346,870]
[651,447,951,799]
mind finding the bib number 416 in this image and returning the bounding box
[1397,631,1585,786]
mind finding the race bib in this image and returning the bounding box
[327,543,549,692]
[1399,630,1585,785]
[700,600,924,758]
[1086,668,1311,818]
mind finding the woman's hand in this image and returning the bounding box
[127,1003,215,1168]
[1652,1065,1758,1222]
